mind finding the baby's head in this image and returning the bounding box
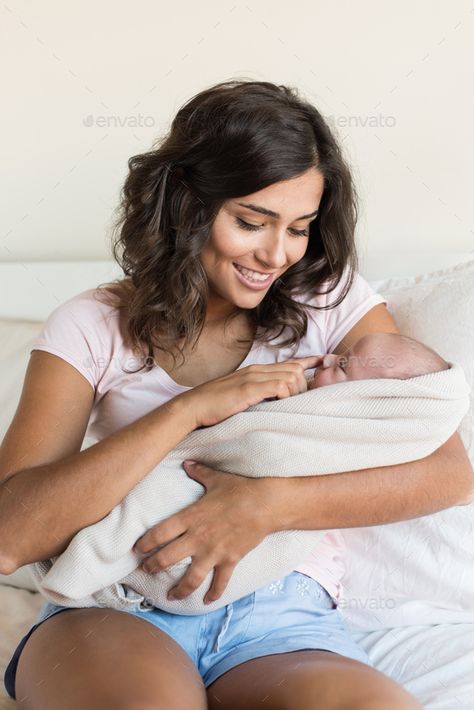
[308,332,450,390]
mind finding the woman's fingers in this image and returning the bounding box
[203,563,236,603]
[134,516,186,554]
[167,563,211,601]
[167,561,236,603]
[249,363,315,398]
[140,534,191,573]
[288,355,325,370]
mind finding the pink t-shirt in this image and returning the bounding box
[30,265,387,604]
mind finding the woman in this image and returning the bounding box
[1,79,472,709]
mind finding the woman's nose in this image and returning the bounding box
[255,231,288,269]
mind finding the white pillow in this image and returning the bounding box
[338,259,474,632]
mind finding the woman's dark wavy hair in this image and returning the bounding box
[96,78,360,374]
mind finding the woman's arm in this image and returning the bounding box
[261,430,474,533]
[0,352,197,572]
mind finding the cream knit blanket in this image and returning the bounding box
[28,363,470,615]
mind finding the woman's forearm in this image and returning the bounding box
[265,431,474,532]
[0,396,196,572]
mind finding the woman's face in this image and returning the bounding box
[199,167,325,321]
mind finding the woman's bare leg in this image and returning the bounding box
[207,649,423,710]
[16,607,207,710]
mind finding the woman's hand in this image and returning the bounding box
[176,355,323,428]
[133,461,272,604]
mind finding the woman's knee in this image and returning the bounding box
[207,649,422,710]
[15,607,207,710]
[285,655,423,710]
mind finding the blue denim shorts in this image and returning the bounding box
[4,571,373,699]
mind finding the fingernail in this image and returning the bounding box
[184,459,196,465]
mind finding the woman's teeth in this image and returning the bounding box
[234,264,270,282]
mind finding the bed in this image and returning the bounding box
[0,251,473,709]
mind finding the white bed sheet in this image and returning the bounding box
[354,624,474,710]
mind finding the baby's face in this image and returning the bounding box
[308,333,401,389]
[308,348,358,389]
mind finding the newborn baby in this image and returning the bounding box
[308,332,449,390]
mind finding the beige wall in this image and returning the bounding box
[1,0,473,261]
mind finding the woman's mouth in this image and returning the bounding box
[232,263,274,290]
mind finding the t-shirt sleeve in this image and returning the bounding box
[320,265,388,354]
[30,290,106,392]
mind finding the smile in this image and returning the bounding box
[232,263,274,290]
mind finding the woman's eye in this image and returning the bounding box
[235,217,261,231]
[291,228,309,237]
[234,217,309,238]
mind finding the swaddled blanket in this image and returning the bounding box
[28,362,470,615]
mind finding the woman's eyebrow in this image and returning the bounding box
[235,202,319,220]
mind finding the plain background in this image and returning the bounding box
[1,0,473,262]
